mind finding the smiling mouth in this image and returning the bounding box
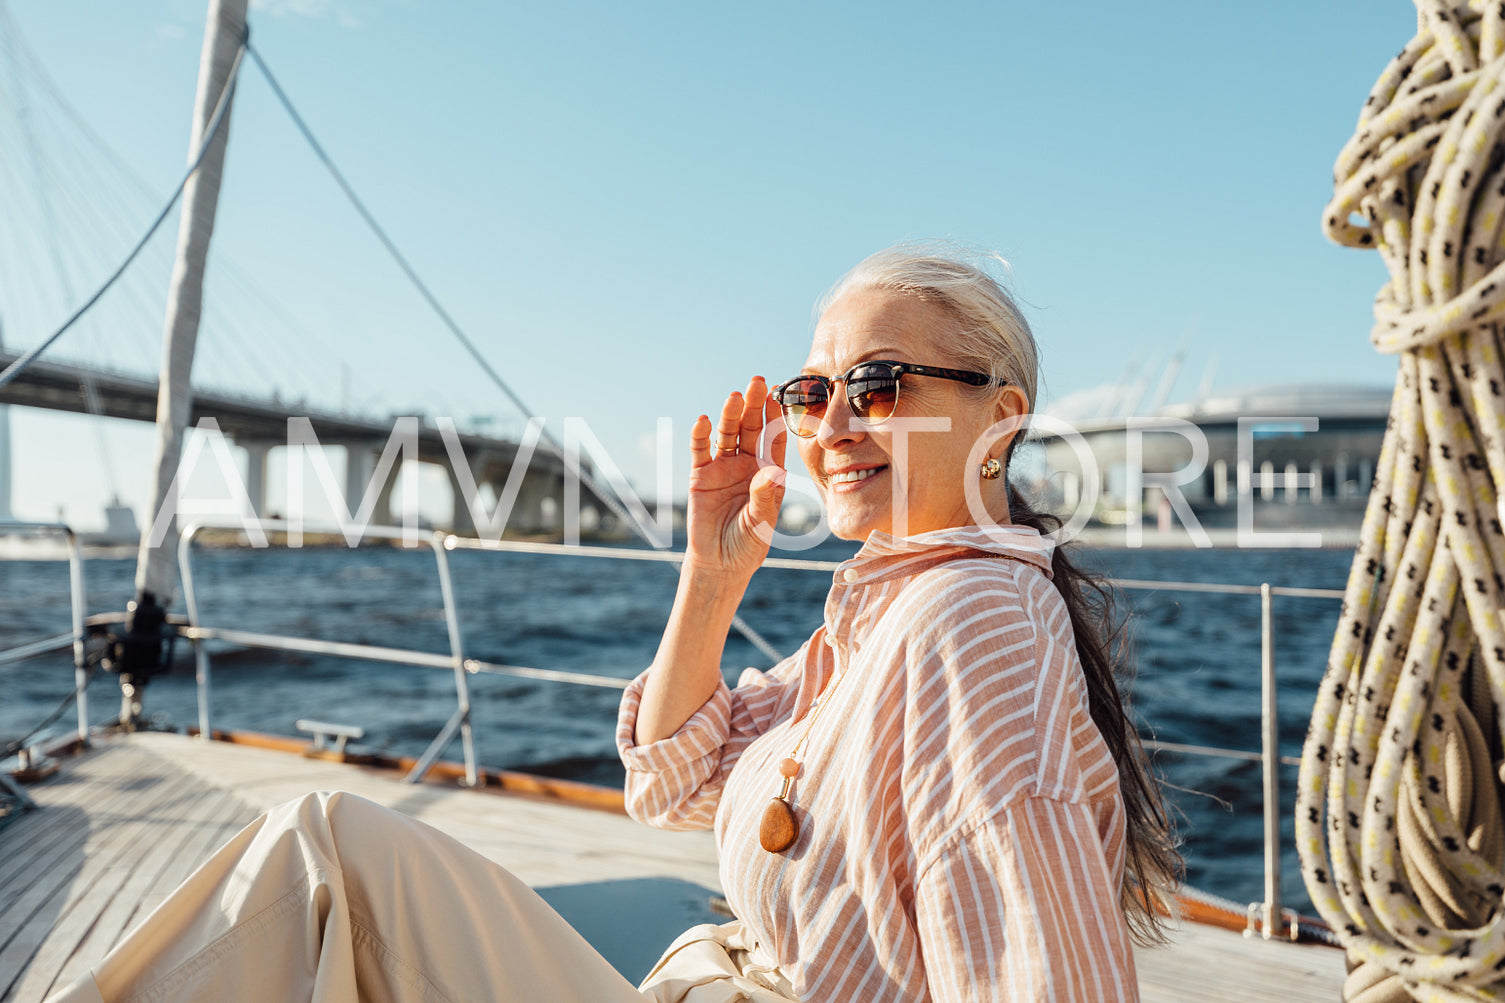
[830,467,884,485]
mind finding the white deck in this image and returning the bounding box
[0,732,1345,1001]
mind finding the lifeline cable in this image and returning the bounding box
[1298,3,1505,1000]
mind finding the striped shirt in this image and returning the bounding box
[616,524,1136,1002]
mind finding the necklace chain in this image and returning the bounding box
[789,667,843,762]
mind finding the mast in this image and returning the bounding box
[114,0,246,726]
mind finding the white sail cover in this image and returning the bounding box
[134,0,246,601]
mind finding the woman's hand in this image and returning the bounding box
[633,377,787,746]
[684,376,788,584]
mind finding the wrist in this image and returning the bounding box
[677,560,752,600]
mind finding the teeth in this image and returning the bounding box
[832,468,881,484]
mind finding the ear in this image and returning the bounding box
[991,385,1031,455]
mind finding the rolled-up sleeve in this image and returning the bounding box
[616,671,735,829]
[616,640,812,831]
[914,797,1137,1002]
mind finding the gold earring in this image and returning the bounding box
[980,458,1002,480]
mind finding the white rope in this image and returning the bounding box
[1300,3,1505,1000]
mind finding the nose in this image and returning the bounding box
[814,380,865,450]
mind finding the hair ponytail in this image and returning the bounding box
[1007,485,1182,943]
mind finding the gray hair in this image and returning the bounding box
[816,241,1040,412]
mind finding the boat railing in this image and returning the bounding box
[0,521,90,745]
[5,515,1342,939]
[177,519,486,787]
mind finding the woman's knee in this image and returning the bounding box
[263,790,390,836]
[246,790,402,877]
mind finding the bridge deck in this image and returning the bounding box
[0,349,538,456]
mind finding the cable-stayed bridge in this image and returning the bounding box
[0,6,643,541]
[0,348,600,536]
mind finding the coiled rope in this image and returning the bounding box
[1298,3,1505,1000]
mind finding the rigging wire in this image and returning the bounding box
[0,40,247,392]
[0,667,96,760]
[243,45,546,442]
[244,42,784,663]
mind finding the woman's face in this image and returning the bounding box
[797,286,1025,541]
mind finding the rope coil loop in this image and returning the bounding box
[1301,3,1505,1000]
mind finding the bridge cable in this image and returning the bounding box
[0,40,248,393]
[0,4,121,498]
[245,43,784,665]
[2,8,331,400]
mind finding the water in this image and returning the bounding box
[0,539,1354,917]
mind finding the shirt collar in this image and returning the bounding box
[833,523,1056,587]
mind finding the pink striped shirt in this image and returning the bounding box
[617,525,1136,1001]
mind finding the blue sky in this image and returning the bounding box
[2,0,1413,529]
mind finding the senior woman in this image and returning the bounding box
[623,244,1177,1001]
[47,244,1176,1003]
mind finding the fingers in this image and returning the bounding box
[715,391,743,458]
[697,377,782,468]
[738,377,767,455]
[761,390,787,469]
[690,413,713,468]
[746,463,788,542]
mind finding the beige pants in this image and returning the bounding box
[45,791,798,1003]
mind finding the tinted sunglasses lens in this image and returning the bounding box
[846,365,899,423]
[779,378,828,437]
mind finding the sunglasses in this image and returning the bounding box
[771,361,1009,438]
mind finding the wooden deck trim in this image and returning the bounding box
[190,727,630,814]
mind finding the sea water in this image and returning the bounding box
[0,539,1353,916]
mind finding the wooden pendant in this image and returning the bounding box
[760,796,798,853]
